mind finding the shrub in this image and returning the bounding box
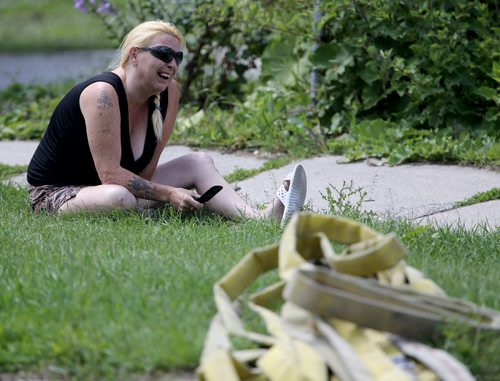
[0,83,68,140]
[312,0,499,136]
[74,0,270,106]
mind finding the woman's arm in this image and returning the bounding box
[139,79,181,180]
[80,81,198,209]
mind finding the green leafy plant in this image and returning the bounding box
[0,82,70,140]
[173,77,320,156]
[327,119,500,165]
[74,0,271,106]
[312,0,499,135]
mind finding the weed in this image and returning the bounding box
[0,164,27,181]
[320,180,373,219]
[224,157,291,183]
[455,188,500,208]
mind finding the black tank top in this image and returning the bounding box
[27,72,167,186]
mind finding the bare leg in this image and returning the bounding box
[59,184,137,214]
[151,152,284,220]
[58,153,287,220]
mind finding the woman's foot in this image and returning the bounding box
[265,164,307,226]
[265,180,289,221]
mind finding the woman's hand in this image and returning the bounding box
[168,187,203,214]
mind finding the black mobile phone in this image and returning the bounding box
[193,185,223,203]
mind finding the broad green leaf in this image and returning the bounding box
[261,37,299,83]
[330,113,342,133]
[388,146,413,165]
[350,119,390,139]
[177,110,205,131]
[362,83,383,109]
[475,87,497,101]
[492,62,500,83]
[310,43,354,73]
[360,63,381,85]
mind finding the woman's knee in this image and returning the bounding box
[186,152,215,170]
[101,185,137,209]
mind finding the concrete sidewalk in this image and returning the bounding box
[1,140,499,231]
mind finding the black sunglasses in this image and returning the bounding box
[138,46,183,65]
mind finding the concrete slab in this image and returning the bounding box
[0,141,266,175]
[0,141,266,188]
[237,156,499,217]
[0,140,39,166]
[159,146,266,176]
[418,200,500,231]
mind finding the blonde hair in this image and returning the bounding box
[111,20,184,141]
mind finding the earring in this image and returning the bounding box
[133,60,138,68]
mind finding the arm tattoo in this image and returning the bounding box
[96,90,114,133]
[97,90,113,111]
[128,177,153,199]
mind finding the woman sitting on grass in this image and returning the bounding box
[27,20,307,225]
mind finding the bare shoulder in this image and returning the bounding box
[80,81,119,114]
[80,82,121,138]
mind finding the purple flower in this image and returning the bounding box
[74,0,114,16]
[97,0,113,15]
[74,0,87,13]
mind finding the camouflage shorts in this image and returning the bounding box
[28,184,87,213]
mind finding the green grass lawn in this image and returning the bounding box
[0,182,283,379]
[0,0,114,52]
[1,179,499,380]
